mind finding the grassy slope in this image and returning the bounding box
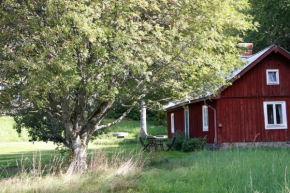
[0,117,29,143]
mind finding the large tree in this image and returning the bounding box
[245,0,290,52]
[0,0,253,173]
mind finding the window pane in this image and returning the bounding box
[268,72,277,82]
[204,107,208,127]
[171,113,175,133]
[276,104,283,124]
[267,104,274,124]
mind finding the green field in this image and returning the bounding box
[1,117,290,192]
[0,117,30,143]
[0,116,167,143]
[0,116,166,169]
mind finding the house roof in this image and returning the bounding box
[165,45,290,111]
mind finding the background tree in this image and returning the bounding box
[244,0,290,52]
[0,0,253,173]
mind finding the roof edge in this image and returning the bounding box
[165,97,210,111]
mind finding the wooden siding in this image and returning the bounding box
[167,101,216,143]
[217,97,290,143]
[217,52,290,143]
[188,101,216,143]
[167,108,185,138]
[222,52,290,97]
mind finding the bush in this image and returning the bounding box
[181,138,206,152]
[172,132,206,152]
[172,132,185,151]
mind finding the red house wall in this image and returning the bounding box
[222,52,290,97]
[217,52,290,143]
[167,101,216,143]
[217,97,290,143]
[188,101,216,143]
[167,108,185,138]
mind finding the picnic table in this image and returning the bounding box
[147,137,166,151]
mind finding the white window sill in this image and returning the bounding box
[265,125,287,130]
[267,83,279,85]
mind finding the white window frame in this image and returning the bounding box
[171,113,175,133]
[263,101,287,130]
[184,108,189,138]
[266,69,279,85]
[202,105,209,131]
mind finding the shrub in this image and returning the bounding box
[172,132,185,151]
[172,132,206,152]
[181,138,206,152]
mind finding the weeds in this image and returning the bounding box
[1,147,290,192]
[0,148,147,193]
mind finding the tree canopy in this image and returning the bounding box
[0,0,253,173]
[245,0,290,52]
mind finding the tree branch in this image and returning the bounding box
[94,106,133,132]
[82,100,114,135]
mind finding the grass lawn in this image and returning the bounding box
[139,148,290,193]
[1,117,290,192]
[2,146,290,192]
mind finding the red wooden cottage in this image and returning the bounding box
[165,45,290,144]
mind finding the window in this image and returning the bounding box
[263,101,287,129]
[171,113,175,133]
[202,105,209,131]
[266,69,279,85]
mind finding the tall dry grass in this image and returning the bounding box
[0,149,147,193]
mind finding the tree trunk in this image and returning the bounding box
[66,134,89,175]
[140,100,148,137]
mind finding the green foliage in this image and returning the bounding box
[172,132,185,151]
[147,110,167,126]
[173,132,206,152]
[244,0,290,52]
[106,106,141,121]
[181,138,206,152]
[0,0,254,111]
[106,106,166,125]
[0,0,253,154]
[14,113,65,144]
